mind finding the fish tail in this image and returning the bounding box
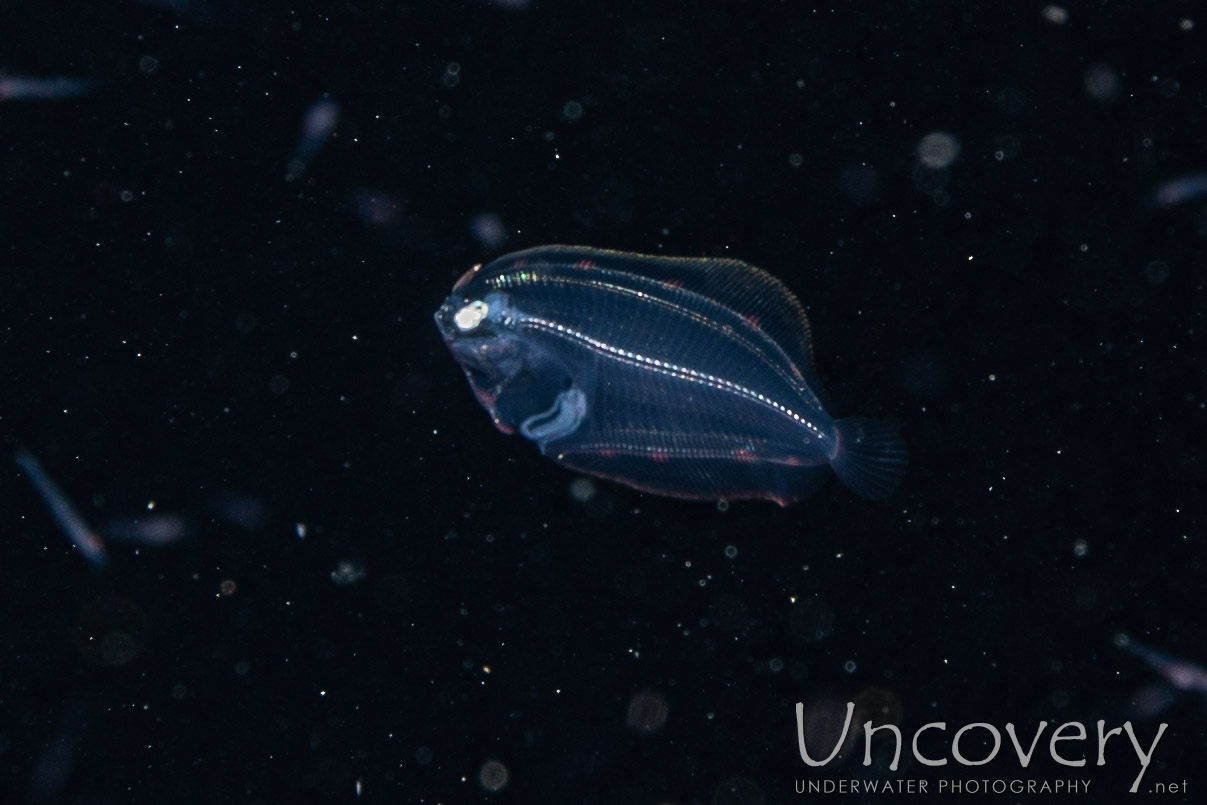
[830,417,907,500]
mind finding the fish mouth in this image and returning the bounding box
[433,295,463,342]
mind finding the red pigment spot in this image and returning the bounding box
[452,265,481,291]
[649,452,671,464]
[783,455,803,466]
[472,388,498,409]
[744,314,761,330]
[512,258,527,268]
[574,259,596,270]
[599,449,616,459]
[734,449,757,464]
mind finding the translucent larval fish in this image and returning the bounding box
[434,245,906,505]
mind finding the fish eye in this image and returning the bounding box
[454,299,490,332]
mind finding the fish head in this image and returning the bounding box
[434,290,526,388]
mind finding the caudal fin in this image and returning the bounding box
[831,417,907,500]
